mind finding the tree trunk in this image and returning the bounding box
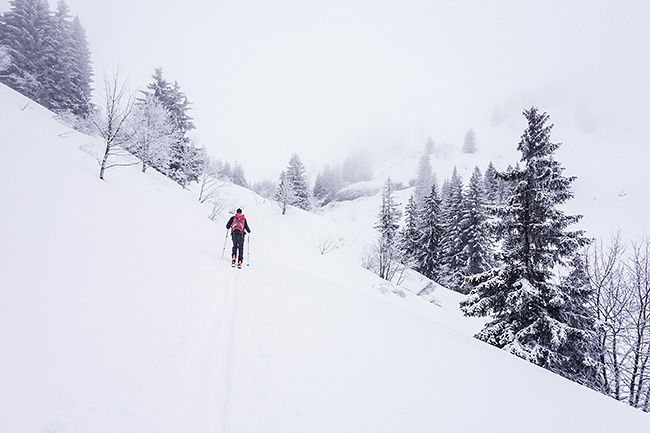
[99,141,111,180]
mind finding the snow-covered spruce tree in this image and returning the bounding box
[440,167,466,292]
[64,13,93,117]
[459,166,493,293]
[313,164,342,206]
[483,161,500,205]
[462,128,477,154]
[399,194,420,266]
[424,136,435,155]
[0,0,56,103]
[285,153,311,211]
[416,183,443,281]
[460,107,593,383]
[414,153,434,204]
[373,177,402,280]
[218,161,232,181]
[231,162,248,188]
[0,0,92,115]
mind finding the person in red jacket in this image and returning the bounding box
[226,208,251,268]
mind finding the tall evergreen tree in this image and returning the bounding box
[460,167,492,293]
[231,162,248,188]
[440,167,466,291]
[462,128,477,154]
[285,153,311,211]
[416,183,443,281]
[0,0,55,102]
[399,194,420,265]
[461,107,592,378]
[373,177,402,280]
[0,0,92,115]
[414,153,434,204]
[67,14,92,116]
[313,164,341,205]
[483,161,500,205]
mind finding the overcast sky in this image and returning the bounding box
[2,0,649,180]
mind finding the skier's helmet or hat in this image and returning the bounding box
[236,208,243,214]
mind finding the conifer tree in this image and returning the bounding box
[231,162,248,188]
[0,0,56,102]
[373,177,402,280]
[425,136,435,155]
[461,107,592,377]
[67,14,92,116]
[414,153,434,204]
[440,167,466,291]
[416,183,443,281]
[483,161,500,205]
[460,167,492,293]
[462,128,477,154]
[285,153,311,211]
[0,0,91,114]
[399,195,420,265]
[313,164,341,205]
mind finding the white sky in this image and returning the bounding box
[2,0,649,181]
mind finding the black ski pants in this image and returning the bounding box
[231,230,245,263]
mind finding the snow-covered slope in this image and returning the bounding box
[1,83,647,432]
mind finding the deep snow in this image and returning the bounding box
[1,83,648,432]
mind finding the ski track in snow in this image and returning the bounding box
[161,259,239,433]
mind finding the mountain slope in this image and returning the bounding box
[0,83,647,432]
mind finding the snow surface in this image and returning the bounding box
[1,83,648,432]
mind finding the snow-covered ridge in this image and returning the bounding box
[0,83,646,432]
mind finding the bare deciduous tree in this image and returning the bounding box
[91,70,135,180]
[585,233,650,412]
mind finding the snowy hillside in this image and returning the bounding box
[1,82,647,432]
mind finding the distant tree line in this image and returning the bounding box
[0,0,92,116]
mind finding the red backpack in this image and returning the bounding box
[232,213,245,233]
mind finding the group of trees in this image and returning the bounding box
[272,151,374,215]
[91,67,206,187]
[374,154,512,294]
[275,153,310,214]
[374,108,620,400]
[313,151,373,205]
[460,107,597,389]
[584,234,650,411]
[0,2,219,188]
[0,0,92,116]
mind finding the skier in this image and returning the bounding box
[226,208,251,268]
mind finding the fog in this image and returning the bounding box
[2,0,649,181]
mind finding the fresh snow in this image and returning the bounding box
[1,82,647,432]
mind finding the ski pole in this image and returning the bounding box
[247,234,250,266]
[221,229,229,258]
